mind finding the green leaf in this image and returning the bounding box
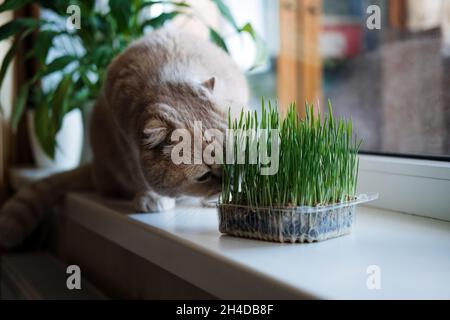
[0,18,40,42]
[78,0,95,12]
[36,0,68,14]
[42,55,77,76]
[31,30,59,62]
[0,28,34,89]
[210,0,238,30]
[141,11,181,30]
[72,87,90,106]
[12,82,30,130]
[0,0,33,13]
[51,74,73,132]
[109,0,131,32]
[91,45,114,67]
[209,27,228,53]
[240,23,256,39]
[0,41,19,90]
[239,23,268,69]
[139,0,190,10]
[34,97,57,158]
[33,74,73,158]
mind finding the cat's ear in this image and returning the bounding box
[142,119,169,149]
[201,77,215,92]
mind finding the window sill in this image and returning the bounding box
[62,193,450,300]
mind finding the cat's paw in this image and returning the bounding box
[201,197,218,208]
[133,191,175,213]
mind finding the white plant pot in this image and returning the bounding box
[27,108,83,170]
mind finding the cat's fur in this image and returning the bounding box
[0,28,249,248]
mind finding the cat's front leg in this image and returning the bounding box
[133,190,175,213]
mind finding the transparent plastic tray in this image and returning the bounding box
[217,193,378,243]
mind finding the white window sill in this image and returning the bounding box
[62,193,450,300]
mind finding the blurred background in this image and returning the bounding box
[233,0,450,159]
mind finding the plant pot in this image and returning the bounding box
[27,109,83,170]
[218,193,378,243]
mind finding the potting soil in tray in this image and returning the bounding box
[218,193,378,243]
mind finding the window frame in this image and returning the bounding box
[358,154,450,221]
[277,1,450,220]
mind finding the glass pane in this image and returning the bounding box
[227,0,450,159]
[321,0,450,158]
[223,0,280,108]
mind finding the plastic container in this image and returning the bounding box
[218,193,378,243]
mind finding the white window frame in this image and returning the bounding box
[357,154,450,221]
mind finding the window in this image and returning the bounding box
[228,0,450,160]
[223,0,450,219]
[321,0,449,160]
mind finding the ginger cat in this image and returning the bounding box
[0,28,249,248]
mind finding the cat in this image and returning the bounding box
[0,28,249,249]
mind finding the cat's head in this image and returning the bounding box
[138,78,228,198]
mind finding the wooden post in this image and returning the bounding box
[0,10,15,201]
[0,4,38,201]
[278,0,323,117]
[389,0,406,29]
[11,4,38,170]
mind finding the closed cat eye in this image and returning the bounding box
[196,171,211,183]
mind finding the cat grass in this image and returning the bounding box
[221,100,361,208]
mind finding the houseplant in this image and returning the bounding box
[219,101,378,243]
[0,0,264,166]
